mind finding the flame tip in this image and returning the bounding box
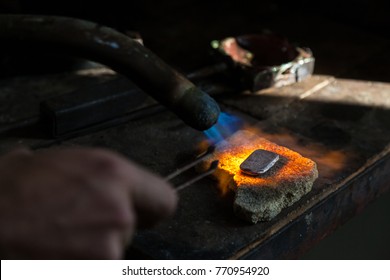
[203,112,244,144]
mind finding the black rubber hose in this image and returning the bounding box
[0,14,220,130]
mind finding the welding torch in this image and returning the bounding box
[0,14,220,131]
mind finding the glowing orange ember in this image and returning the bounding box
[201,129,319,222]
[203,130,317,194]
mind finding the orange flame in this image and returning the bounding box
[201,125,349,195]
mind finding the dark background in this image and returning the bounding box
[0,0,389,259]
[1,0,390,81]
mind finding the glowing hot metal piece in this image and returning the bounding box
[240,149,279,175]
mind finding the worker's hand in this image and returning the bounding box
[0,147,177,259]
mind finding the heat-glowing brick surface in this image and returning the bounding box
[204,130,318,223]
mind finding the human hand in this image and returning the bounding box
[0,147,177,259]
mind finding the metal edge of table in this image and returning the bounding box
[233,149,390,259]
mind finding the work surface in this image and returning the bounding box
[0,72,389,259]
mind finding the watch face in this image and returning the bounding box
[240,149,280,176]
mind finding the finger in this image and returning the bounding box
[126,163,178,228]
[35,147,178,227]
[63,147,178,227]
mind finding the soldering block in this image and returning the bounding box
[203,130,318,223]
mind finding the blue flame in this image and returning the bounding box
[203,112,244,144]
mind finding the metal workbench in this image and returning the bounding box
[0,71,388,259]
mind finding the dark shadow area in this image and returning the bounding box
[1,0,390,82]
[302,190,390,259]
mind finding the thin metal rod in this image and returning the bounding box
[175,160,219,192]
[165,146,215,181]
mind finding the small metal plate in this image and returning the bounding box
[240,149,279,175]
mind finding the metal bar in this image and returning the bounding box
[175,160,219,191]
[0,117,39,134]
[40,77,147,137]
[165,145,215,181]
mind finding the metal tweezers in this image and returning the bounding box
[165,146,219,192]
